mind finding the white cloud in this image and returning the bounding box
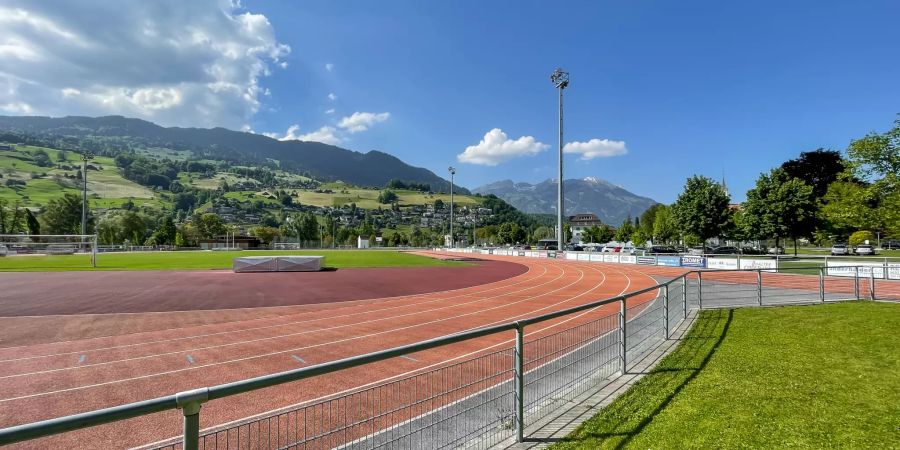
[563,138,628,160]
[457,128,549,166]
[324,108,335,114]
[0,1,289,128]
[273,124,341,145]
[327,92,337,101]
[325,63,334,72]
[338,111,390,133]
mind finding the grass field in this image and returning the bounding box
[0,250,462,271]
[553,302,900,449]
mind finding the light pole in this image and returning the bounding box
[80,151,94,237]
[550,68,569,251]
[448,166,456,248]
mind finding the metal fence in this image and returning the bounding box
[1,265,896,449]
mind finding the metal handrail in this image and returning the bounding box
[0,264,888,447]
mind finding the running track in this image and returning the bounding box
[0,255,663,449]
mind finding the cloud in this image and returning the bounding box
[0,0,289,128]
[325,63,334,72]
[457,128,549,166]
[338,111,390,133]
[563,139,628,160]
[324,108,335,114]
[272,124,341,145]
[327,92,337,101]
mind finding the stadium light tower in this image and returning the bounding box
[80,151,94,237]
[550,68,569,251]
[448,166,456,247]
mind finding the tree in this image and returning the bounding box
[780,149,847,199]
[639,204,664,240]
[194,213,226,239]
[583,224,615,244]
[434,199,444,210]
[497,222,525,244]
[614,217,635,242]
[820,181,879,236]
[152,215,177,245]
[843,117,900,236]
[251,226,280,245]
[672,176,731,249]
[120,210,151,244]
[25,208,40,234]
[741,169,816,255]
[41,193,93,234]
[0,199,7,234]
[378,189,398,204]
[848,230,875,246]
[651,206,677,244]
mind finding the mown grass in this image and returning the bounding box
[553,302,900,449]
[0,249,461,271]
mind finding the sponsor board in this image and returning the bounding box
[603,254,619,263]
[657,256,681,267]
[566,252,577,260]
[706,258,739,270]
[680,255,705,268]
[577,253,590,261]
[590,254,604,262]
[518,251,526,257]
[739,259,777,271]
[620,255,637,264]
[548,251,557,259]
[637,256,657,265]
[889,263,900,280]
[538,251,548,258]
[826,261,888,279]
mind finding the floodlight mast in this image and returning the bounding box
[80,151,94,237]
[550,68,569,251]
[448,167,456,247]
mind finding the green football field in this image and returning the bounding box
[553,302,900,449]
[0,250,461,271]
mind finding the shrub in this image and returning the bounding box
[849,230,876,246]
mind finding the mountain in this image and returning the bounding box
[473,177,658,225]
[0,115,467,193]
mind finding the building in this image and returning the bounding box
[568,213,605,244]
[198,235,261,250]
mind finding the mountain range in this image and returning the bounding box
[473,178,657,225]
[0,115,467,194]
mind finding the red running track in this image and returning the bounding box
[0,255,663,449]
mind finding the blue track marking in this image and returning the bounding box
[186,355,194,364]
[78,355,86,364]
[291,355,306,364]
[400,355,418,362]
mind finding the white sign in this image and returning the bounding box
[603,254,619,263]
[619,255,637,264]
[590,254,603,262]
[739,259,777,271]
[577,253,590,261]
[707,258,739,270]
[889,263,900,280]
[566,252,578,260]
[826,261,887,279]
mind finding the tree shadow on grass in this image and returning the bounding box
[554,309,734,449]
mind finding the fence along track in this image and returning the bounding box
[0,264,894,450]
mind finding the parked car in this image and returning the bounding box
[649,245,678,254]
[767,246,785,255]
[0,244,7,257]
[854,244,875,256]
[740,247,764,255]
[711,246,740,255]
[830,244,849,256]
[688,246,705,255]
[882,240,900,250]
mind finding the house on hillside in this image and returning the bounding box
[568,213,605,244]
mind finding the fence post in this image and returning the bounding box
[854,267,860,299]
[619,297,627,373]
[870,271,876,301]
[664,284,670,339]
[176,388,208,450]
[682,275,688,319]
[757,270,763,306]
[697,271,703,309]
[819,268,825,302]
[91,234,98,268]
[514,323,525,442]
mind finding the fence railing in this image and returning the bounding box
[0,265,895,449]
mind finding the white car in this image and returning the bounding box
[854,244,875,256]
[0,244,7,256]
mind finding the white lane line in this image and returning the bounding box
[0,262,588,402]
[0,265,563,380]
[0,263,543,364]
[291,355,306,364]
[399,355,417,362]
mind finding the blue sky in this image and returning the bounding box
[3,1,899,203]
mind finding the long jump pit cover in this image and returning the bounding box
[233,255,324,272]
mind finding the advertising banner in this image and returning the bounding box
[826,261,887,279]
[889,263,900,280]
[637,256,657,265]
[566,252,577,260]
[517,251,526,257]
[706,258,739,270]
[680,255,706,268]
[739,259,777,271]
[656,256,682,267]
[603,254,619,263]
[548,251,557,259]
[577,253,590,261]
[620,255,637,264]
[589,254,604,262]
[538,251,548,258]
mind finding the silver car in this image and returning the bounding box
[854,244,875,256]
[831,244,849,256]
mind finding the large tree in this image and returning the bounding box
[652,205,677,244]
[672,176,731,249]
[845,117,900,236]
[41,193,94,234]
[741,169,816,254]
[780,149,847,199]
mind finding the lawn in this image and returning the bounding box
[553,302,900,449]
[0,249,461,271]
